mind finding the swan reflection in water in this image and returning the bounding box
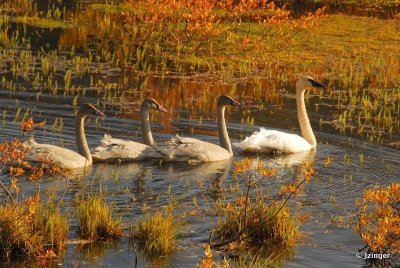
[89,158,232,202]
[241,149,316,169]
[158,158,232,200]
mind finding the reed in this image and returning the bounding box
[76,194,123,241]
[131,207,178,256]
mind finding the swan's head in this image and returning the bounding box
[78,103,105,117]
[142,98,168,113]
[296,76,326,92]
[218,95,242,107]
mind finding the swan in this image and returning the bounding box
[91,98,167,162]
[24,103,105,169]
[236,75,326,154]
[155,95,241,162]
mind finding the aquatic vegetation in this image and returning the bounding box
[76,194,123,241]
[355,183,400,267]
[210,159,314,252]
[197,244,287,268]
[13,16,76,29]
[0,0,36,15]
[214,199,299,249]
[197,244,232,268]
[131,206,178,256]
[0,194,68,261]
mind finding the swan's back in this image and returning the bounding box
[24,139,90,169]
[156,135,232,162]
[92,134,160,162]
[235,128,313,153]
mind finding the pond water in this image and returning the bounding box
[1,73,398,267]
[0,1,399,267]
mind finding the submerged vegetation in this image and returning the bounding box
[0,0,399,266]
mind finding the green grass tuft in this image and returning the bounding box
[13,16,76,29]
[0,197,68,260]
[215,201,299,249]
[131,208,178,256]
[76,194,123,241]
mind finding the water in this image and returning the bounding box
[1,73,398,267]
[0,1,399,267]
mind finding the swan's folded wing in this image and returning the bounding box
[166,134,200,145]
[26,143,88,169]
[237,128,312,153]
[155,136,231,162]
[155,137,206,162]
[92,135,157,161]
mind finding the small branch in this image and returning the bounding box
[56,173,69,208]
[0,179,14,203]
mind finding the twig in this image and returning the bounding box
[0,179,14,203]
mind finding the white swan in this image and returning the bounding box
[236,75,326,154]
[24,104,104,169]
[155,95,241,162]
[91,98,167,162]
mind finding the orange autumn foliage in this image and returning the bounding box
[1,117,67,201]
[20,117,45,135]
[356,183,400,258]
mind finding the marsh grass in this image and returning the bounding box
[197,243,293,268]
[0,195,68,261]
[35,202,69,253]
[208,159,313,257]
[131,207,178,257]
[76,194,123,241]
[13,16,76,29]
[215,201,299,249]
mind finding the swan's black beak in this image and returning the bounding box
[308,78,326,89]
[158,105,168,113]
[231,99,242,106]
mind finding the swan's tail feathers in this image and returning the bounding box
[104,133,113,139]
[99,133,114,146]
[22,137,38,148]
[28,137,37,145]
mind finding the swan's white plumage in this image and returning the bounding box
[24,138,90,169]
[236,76,325,154]
[92,134,160,162]
[155,134,231,163]
[236,128,313,153]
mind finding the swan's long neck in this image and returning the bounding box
[296,89,316,147]
[217,105,233,155]
[141,105,155,148]
[75,113,93,164]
